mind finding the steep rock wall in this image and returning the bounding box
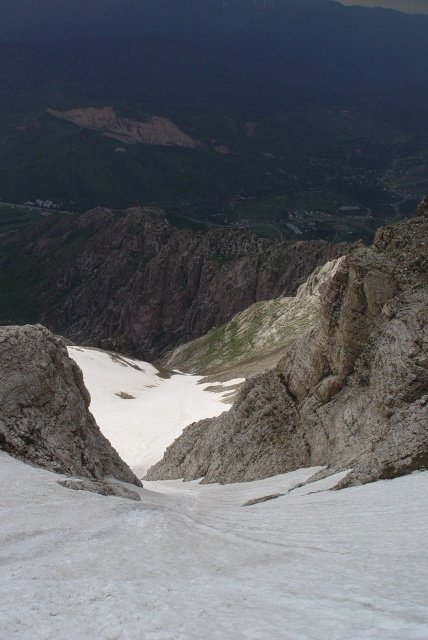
[0,206,347,359]
[163,257,344,379]
[0,324,141,485]
[147,215,428,486]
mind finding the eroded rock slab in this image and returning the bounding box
[58,478,141,501]
[242,493,285,507]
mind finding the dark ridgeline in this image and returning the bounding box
[0,207,347,359]
[1,0,428,91]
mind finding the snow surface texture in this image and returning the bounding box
[68,347,241,477]
[1,451,427,640]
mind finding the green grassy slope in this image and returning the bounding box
[163,258,343,379]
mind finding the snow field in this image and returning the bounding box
[68,346,242,477]
[1,345,426,639]
[0,453,427,640]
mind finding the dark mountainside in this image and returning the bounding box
[2,0,428,92]
[0,324,141,486]
[147,208,428,486]
[0,207,347,359]
[0,0,427,238]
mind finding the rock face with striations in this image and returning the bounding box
[0,324,141,485]
[0,207,347,359]
[147,213,428,487]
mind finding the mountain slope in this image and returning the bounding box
[163,257,344,379]
[147,210,428,485]
[0,4,427,233]
[2,1,428,91]
[0,206,347,358]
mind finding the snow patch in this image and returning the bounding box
[68,347,235,476]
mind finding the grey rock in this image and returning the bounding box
[163,257,342,380]
[0,324,141,486]
[242,493,284,507]
[147,215,428,487]
[416,195,428,218]
[58,478,141,501]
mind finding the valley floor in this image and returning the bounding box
[1,452,427,640]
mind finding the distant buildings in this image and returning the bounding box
[24,199,58,209]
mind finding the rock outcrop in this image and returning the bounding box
[0,324,141,485]
[0,206,347,359]
[48,107,198,148]
[58,478,141,501]
[416,195,428,218]
[163,257,344,380]
[147,213,428,486]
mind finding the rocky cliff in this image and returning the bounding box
[147,213,428,486]
[0,206,347,359]
[163,257,344,380]
[0,324,141,485]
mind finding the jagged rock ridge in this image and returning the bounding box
[0,324,141,485]
[147,214,428,486]
[0,206,347,359]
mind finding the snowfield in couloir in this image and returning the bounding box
[1,343,427,640]
[1,452,428,640]
[67,346,242,477]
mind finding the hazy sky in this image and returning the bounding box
[338,0,428,13]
